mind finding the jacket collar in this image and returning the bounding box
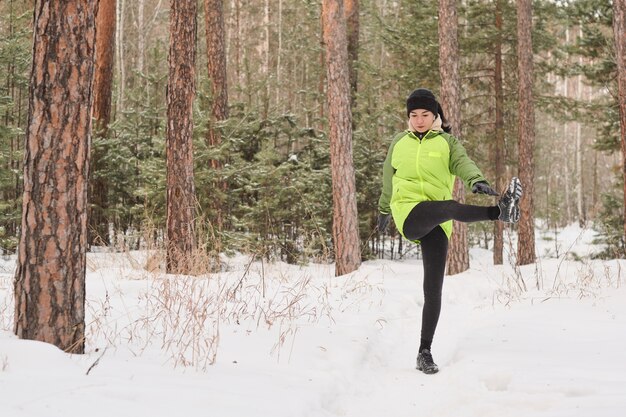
[407,129,441,140]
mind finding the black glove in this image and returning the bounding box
[472,181,499,196]
[377,213,391,232]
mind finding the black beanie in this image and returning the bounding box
[406,88,438,117]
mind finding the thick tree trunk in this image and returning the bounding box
[14,0,97,354]
[493,0,505,265]
[516,0,536,265]
[438,0,467,275]
[166,0,197,274]
[90,0,116,246]
[321,0,361,276]
[614,0,626,252]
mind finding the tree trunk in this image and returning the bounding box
[319,22,325,124]
[516,0,536,265]
[493,0,505,265]
[344,0,359,108]
[115,0,125,116]
[205,0,229,153]
[137,0,145,76]
[277,0,283,108]
[321,0,361,276]
[233,0,242,99]
[166,0,197,274]
[563,121,572,223]
[14,0,97,354]
[614,0,626,252]
[262,0,270,118]
[575,118,584,226]
[90,0,116,246]
[438,0,467,275]
[204,0,229,255]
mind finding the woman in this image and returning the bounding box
[377,88,522,374]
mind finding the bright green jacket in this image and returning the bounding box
[378,129,487,240]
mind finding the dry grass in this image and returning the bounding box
[82,249,380,371]
[493,227,623,305]
[1,214,374,371]
[0,274,13,332]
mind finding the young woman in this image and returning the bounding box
[377,88,522,374]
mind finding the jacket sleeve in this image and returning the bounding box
[445,134,488,189]
[378,135,401,214]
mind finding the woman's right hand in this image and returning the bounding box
[472,181,499,196]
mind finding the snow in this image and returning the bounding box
[1,225,626,417]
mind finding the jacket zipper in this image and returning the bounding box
[414,130,431,199]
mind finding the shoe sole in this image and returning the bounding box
[416,364,439,374]
[499,177,522,223]
[508,177,523,200]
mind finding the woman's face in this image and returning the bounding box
[409,109,436,133]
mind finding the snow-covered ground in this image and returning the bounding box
[1,225,625,417]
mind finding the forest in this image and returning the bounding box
[1,2,626,412]
[0,0,623,263]
[1,0,626,347]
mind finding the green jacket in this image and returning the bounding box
[378,129,487,240]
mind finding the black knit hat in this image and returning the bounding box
[406,88,438,117]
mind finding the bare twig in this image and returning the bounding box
[86,347,107,376]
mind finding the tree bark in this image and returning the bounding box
[204,0,229,254]
[493,0,505,265]
[516,0,536,265]
[90,0,116,246]
[205,0,229,154]
[321,0,361,276]
[93,0,115,151]
[166,0,197,274]
[14,0,97,354]
[614,0,626,252]
[438,0,467,275]
[115,0,125,116]
[233,0,242,98]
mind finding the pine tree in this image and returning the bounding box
[204,0,229,254]
[322,0,361,275]
[613,0,626,251]
[90,0,117,246]
[439,0,468,275]
[516,0,537,265]
[14,0,97,353]
[166,0,198,273]
[493,0,506,265]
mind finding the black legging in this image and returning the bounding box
[404,200,499,352]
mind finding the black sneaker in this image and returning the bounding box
[416,349,439,374]
[497,177,522,223]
